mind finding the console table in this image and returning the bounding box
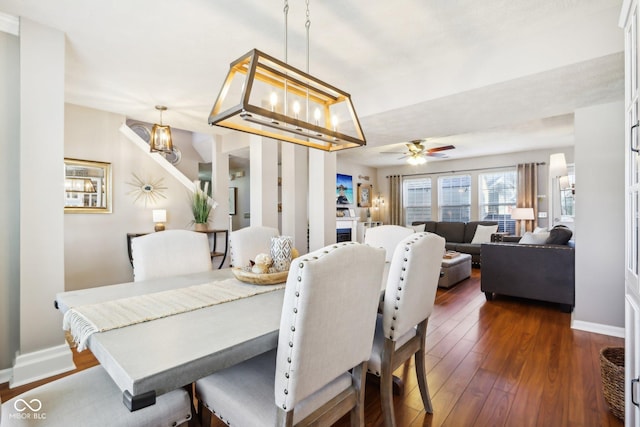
[127,229,228,269]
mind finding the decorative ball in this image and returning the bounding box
[254,253,272,266]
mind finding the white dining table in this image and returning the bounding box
[55,269,285,411]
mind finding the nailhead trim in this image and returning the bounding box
[279,242,352,409]
[386,234,428,340]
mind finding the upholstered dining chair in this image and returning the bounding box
[195,242,386,427]
[228,225,279,267]
[364,225,414,263]
[131,229,212,282]
[368,232,446,427]
[0,366,192,427]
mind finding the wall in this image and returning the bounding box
[573,101,625,330]
[64,104,213,290]
[374,148,572,227]
[336,159,379,221]
[0,28,19,373]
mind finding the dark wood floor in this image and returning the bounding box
[1,270,624,426]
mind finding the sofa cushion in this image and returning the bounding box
[412,221,437,233]
[464,221,499,243]
[436,222,465,243]
[546,225,573,245]
[519,231,550,245]
[470,224,498,244]
[409,223,425,232]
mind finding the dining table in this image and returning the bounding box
[55,268,286,411]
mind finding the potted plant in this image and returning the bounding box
[191,181,216,231]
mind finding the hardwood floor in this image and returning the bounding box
[1,270,624,426]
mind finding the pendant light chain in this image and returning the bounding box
[305,0,311,122]
[305,0,311,74]
[283,0,289,63]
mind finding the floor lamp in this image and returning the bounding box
[511,208,534,236]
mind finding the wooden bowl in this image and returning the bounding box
[231,267,288,285]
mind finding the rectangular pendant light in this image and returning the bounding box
[209,49,366,151]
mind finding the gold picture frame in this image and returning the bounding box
[64,158,112,213]
[357,183,372,208]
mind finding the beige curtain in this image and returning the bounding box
[517,163,538,232]
[388,175,403,225]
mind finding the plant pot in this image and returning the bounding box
[194,223,209,232]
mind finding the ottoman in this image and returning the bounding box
[438,253,472,288]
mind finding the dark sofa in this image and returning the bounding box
[480,241,575,312]
[411,221,498,265]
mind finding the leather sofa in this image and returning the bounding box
[411,221,498,265]
[480,241,575,312]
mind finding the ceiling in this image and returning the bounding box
[0,0,625,167]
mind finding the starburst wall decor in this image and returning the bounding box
[126,173,167,206]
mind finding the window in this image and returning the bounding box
[559,164,575,219]
[478,170,517,234]
[403,177,432,225]
[438,175,471,222]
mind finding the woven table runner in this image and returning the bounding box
[63,279,286,351]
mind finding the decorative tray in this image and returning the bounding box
[231,267,288,285]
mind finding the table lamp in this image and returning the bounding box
[511,207,534,236]
[152,209,167,232]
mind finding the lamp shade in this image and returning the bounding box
[152,209,167,223]
[549,153,568,178]
[511,207,535,220]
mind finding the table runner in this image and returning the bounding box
[63,278,286,351]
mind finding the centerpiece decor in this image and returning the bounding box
[191,181,217,232]
[270,236,293,272]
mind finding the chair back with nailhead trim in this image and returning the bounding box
[381,232,445,340]
[274,242,385,411]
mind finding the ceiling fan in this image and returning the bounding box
[385,140,455,165]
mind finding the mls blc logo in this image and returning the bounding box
[11,398,46,420]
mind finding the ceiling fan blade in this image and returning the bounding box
[427,152,448,158]
[426,144,455,153]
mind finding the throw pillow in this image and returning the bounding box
[533,227,548,234]
[519,231,550,245]
[409,223,425,232]
[470,224,498,244]
[545,225,573,245]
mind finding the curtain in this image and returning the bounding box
[517,163,538,232]
[388,175,403,225]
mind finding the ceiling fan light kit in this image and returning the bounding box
[209,1,365,152]
[387,140,455,165]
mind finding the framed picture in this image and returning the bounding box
[64,158,112,213]
[229,187,237,215]
[357,183,372,207]
[336,174,353,205]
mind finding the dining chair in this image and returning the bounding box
[368,232,446,427]
[195,241,386,426]
[131,229,212,282]
[364,225,414,263]
[0,366,192,427]
[228,225,279,267]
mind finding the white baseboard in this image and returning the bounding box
[0,367,12,384]
[10,344,75,388]
[571,319,625,338]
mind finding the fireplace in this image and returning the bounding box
[337,228,352,243]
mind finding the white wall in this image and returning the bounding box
[374,148,570,227]
[0,28,20,372]
[573,101,625,330]
[64,104,213,290]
